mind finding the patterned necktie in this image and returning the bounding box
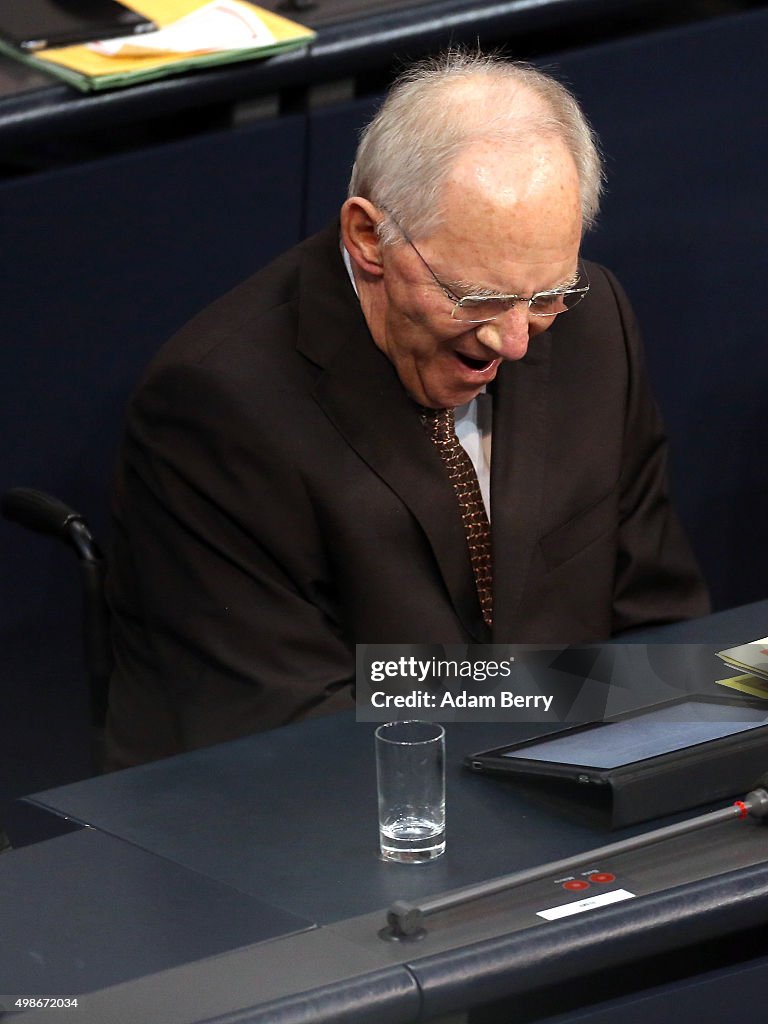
[420,406,493,627]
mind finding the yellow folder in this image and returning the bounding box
[0,1,314,92]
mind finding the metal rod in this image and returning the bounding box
[384,791,767,940]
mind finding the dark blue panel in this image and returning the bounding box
[550,10,768,609]
[0,114,305,815]
[0,828,312,996]
[305,93,382,234]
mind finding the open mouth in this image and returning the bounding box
[456,352,496,372]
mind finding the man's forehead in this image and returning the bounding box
[444,136,581,209]
[427,153,579,257]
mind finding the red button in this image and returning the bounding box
[563,879,590,891]
[589,872,616,884]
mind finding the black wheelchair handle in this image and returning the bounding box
[2,487,102,562]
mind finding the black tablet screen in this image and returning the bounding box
[0,0,152,51]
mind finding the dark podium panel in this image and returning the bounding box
[9,603,768,1023]
[0,828,313,998]
[11,825,768,1023]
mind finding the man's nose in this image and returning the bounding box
[473,304,533,362]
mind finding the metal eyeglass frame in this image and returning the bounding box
[385,213,589,324]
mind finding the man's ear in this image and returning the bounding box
[341,198,385,277]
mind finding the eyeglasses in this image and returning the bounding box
[386,214,589,324]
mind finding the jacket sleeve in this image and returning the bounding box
[105,355,355,770]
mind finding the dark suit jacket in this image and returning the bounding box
[104,222,708,768]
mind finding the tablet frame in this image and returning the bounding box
[463,694,768,827]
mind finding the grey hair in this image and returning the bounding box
[348,51,604,243]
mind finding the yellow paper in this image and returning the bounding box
[716,674,768,699]
[128,0,222,23]
[30,0,313,84]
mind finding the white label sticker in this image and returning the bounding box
[537,888,635,921]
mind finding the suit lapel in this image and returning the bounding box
[491,334,553,639]
[295,226,488,641]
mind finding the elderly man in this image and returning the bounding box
[105,52,708,769]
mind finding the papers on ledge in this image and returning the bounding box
[716,637,768,699]
[0,0,314,92]
[88,1,276,57]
